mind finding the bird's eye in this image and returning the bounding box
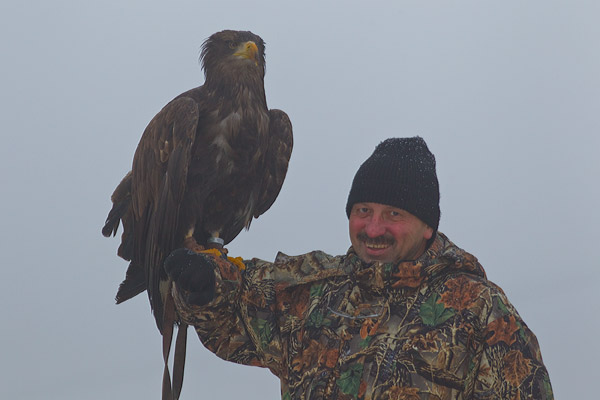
[228,41,237,49]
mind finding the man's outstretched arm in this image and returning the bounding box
[165,249,284,374]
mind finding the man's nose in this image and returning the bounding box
[364,214,386,237]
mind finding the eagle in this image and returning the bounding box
[102,30,293,334]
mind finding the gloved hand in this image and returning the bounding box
[164,248,217,306]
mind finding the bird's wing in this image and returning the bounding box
[131,96,199,331]
[254,109,293,218]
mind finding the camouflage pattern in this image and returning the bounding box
[173,232,553,399]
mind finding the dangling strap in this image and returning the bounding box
[173,322,188,399]
[161,291,187,400]
[162,292,175,400]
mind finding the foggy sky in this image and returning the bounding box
[1,1,598,398]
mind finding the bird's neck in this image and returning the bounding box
[205,73,267,108]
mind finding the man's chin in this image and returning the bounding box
[359,247,396,264]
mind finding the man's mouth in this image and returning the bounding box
[366,243,390,249]
[357,232,395,250]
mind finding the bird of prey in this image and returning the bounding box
[102,30,293,333]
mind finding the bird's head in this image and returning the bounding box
[200,30,266,82]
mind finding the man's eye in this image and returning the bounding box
[388,210,405,220]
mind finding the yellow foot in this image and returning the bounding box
[227,256,246,271]
[206,236,228,254]
[198,248,222,258]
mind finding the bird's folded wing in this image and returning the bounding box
[254,109,293,218]
[131,96,200,330]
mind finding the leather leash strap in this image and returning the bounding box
[173,322,188,399]
[162,291,187,400]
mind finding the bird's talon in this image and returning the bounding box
[183,237,205,253]
[205,242,228,255]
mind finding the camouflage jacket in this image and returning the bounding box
[173,233,553,399]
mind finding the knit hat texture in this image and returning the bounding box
[345,137,440,232]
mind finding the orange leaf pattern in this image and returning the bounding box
[487,315,520,346]
[391,262,425,288]
[503,350,532,387]
[439,274,484,310]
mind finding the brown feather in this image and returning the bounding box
[254,109,293,217]
[132,98,199,329]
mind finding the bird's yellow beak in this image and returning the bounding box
[233,41,259,65]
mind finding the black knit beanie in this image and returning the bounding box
[345,137,440,233]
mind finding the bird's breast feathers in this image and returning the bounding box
[203,107,270,173]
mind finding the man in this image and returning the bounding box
[166,137,553,399]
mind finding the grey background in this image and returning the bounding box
[2,1,598,398]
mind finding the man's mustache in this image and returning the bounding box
[356,232,395,246]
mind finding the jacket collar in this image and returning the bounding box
[345,232,486,290]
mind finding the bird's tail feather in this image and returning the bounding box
[115,261,146,303]
[102,197,129,237]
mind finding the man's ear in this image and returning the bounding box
[423,225,434,240]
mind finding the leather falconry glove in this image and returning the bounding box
[164,249,217,306]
